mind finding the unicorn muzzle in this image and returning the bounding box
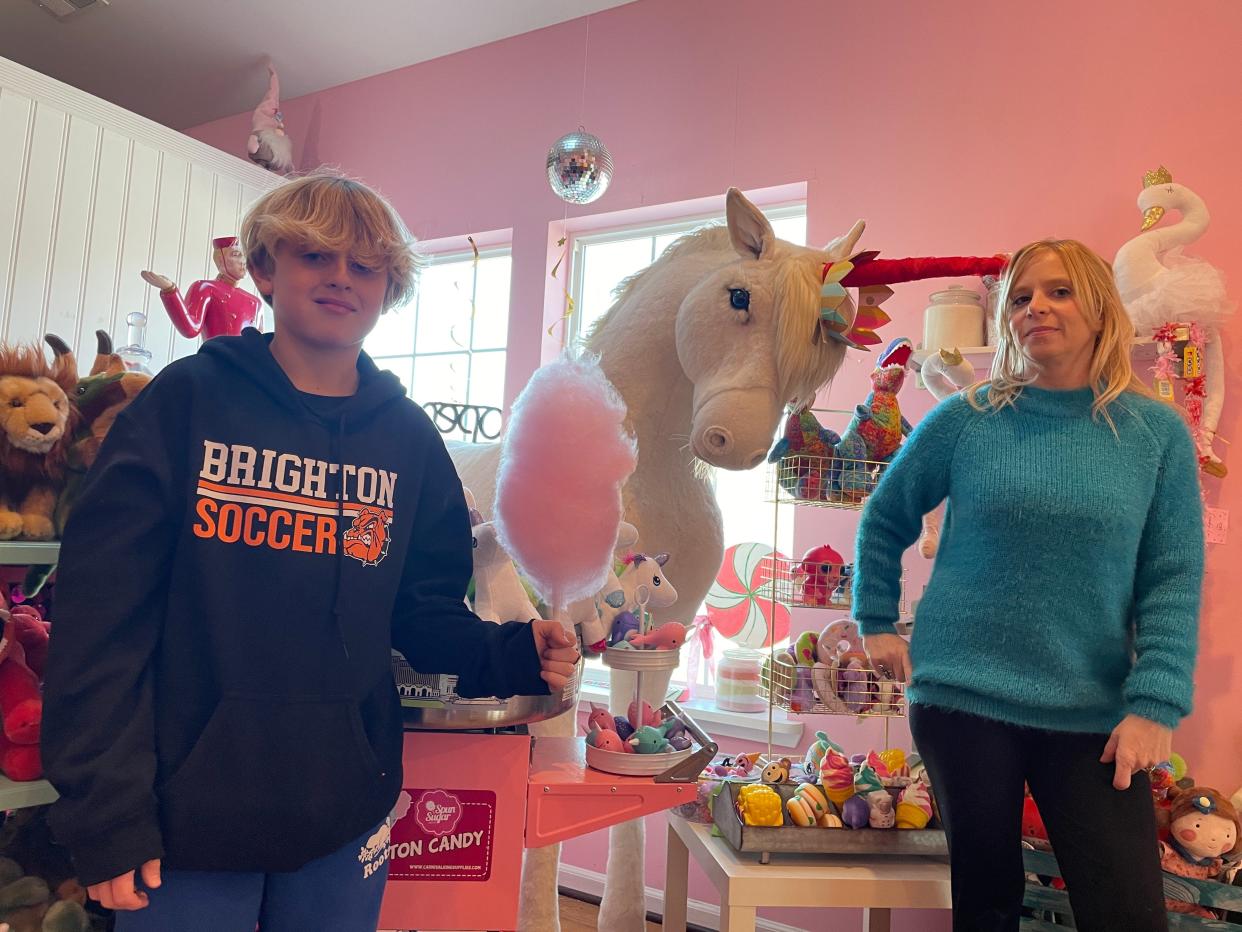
[691,388,781,469]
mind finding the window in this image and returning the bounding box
[568,208,808,345]
[364,249,511,437]
[570,206,804,694]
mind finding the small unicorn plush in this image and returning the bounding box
[606,552,677,646]
[470,521,541,624]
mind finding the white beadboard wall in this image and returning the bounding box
[0,55,281,371]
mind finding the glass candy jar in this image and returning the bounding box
[714,648,765,713]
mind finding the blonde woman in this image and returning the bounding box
[854,240,1203,931]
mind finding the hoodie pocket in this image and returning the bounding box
[159,697,385,870]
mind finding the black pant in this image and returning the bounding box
[910,703,1168,932]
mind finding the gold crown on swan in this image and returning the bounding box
[1143,165,1173,188]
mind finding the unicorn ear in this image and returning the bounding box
[726,188,775,260]
[615,521,639,550]
[822,219,866,260]
[653,552,670,566]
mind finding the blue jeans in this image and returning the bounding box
[115,822,390,932]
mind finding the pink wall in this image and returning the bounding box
[188,0,1242,926]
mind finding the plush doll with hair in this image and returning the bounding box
[1158,786,1242,919]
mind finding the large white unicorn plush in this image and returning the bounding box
[1114,167,1234,474]
[452,188,861,629]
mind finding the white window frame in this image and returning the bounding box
[366,245,512,411]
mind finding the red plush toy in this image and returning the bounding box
[795,544,845,606]
[0,725,42,782]
[8,603,49,678]
[0,609,44,779]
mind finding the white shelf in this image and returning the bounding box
[0,776,57,811]
[0,541,60,565]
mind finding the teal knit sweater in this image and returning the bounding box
[853,385,1204,733]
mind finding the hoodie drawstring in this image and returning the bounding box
[331,413,349,660]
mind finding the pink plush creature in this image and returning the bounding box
[246,63,294,175]
[627,699,662,730]
[586,726,633,754]
[627,621,687,650]
[8,604,49,679]
[494,353,638,619]
[586,704,614,734]
[796,544,845,606]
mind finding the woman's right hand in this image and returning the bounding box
[863,633,911,683]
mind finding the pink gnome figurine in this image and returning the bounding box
[247,62,294,175]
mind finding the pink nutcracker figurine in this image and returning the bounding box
[141,236,264,341]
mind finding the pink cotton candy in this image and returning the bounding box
[494,353,637,611]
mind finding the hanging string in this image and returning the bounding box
[547,16,591,340]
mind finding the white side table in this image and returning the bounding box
[663,815,951,932]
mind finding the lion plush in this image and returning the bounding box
[0,338,78,540]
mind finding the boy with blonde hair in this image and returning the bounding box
[44,172,577,930]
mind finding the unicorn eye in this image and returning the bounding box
[653,576,661,586]
[729,288,750,310]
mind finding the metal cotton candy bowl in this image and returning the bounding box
[393,652,581,730]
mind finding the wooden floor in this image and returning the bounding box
[558,894,664,932]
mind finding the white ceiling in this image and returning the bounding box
[0,0,637,130]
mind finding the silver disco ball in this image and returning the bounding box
[546,130,613,204]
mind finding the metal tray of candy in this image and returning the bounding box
[394,653,581,730]
[712,781,947,860]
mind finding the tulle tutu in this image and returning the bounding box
[1123,248,1236,333]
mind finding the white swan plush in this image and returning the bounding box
[1114,168,1234,473]
[911,348,976,557]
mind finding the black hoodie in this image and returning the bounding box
[42,330,543,886]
